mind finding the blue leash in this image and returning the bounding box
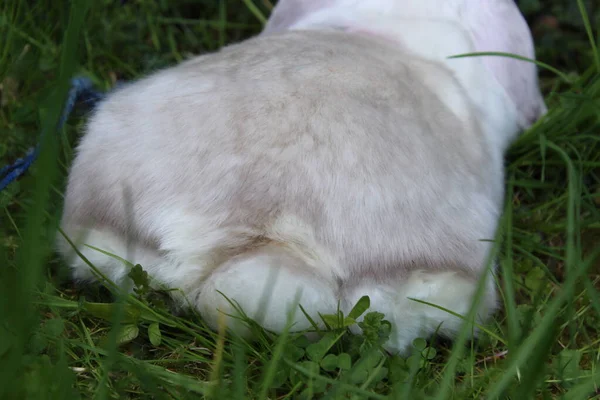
[0,76,106,192]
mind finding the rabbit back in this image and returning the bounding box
[61,30,502,285]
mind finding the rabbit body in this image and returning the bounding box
[59,15,542,353]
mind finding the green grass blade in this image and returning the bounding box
[448,52,573,83]
[576,0,600,73]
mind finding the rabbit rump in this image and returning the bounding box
[58,0,546,354]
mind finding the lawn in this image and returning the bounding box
[0,0,599,399]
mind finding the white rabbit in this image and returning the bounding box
[57,0,547,354]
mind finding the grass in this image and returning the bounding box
[0,0,599,398]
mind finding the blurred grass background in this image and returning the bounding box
[0,0,599,398]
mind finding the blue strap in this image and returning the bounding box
[0,76,105,191]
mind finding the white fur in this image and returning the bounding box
[197,245,339,334]
[343,271,498,352]
[58,0,546,354]
[264,0,547,133]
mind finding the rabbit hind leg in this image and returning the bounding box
[341,270,498,355]
[195,243,339,337]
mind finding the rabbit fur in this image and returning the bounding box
[57,0,547,354]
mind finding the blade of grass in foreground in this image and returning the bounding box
[448,52,573,83]
[547,141,582,349]
[484,135,587,398]
[500,176,521,350]
[433,234,503,400]
[576,0,600,73]
[241,0,267,24]
[256,296,299,400]
[485,251,600,398]
[0,0,90,397]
